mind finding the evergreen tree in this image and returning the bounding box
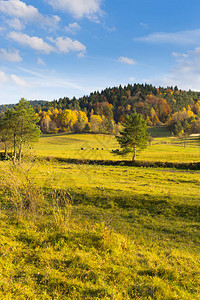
[112,113,148,161]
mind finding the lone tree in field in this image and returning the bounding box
[112,113,148,161]
[0,98,41,164]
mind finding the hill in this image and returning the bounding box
[30,84,200,121]
[1,84,200,136]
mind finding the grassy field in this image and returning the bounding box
[0,130,200,299]
[32,127,200,163]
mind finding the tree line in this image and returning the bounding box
[29,84,200,137]
[35,103,120,135]
[1,83,200,143]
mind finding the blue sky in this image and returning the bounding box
[0,0,200,104]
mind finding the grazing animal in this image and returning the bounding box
[81,148,84,150]
[96,148,99,150]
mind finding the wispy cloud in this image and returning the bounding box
[118,56,136,65]
[0,70,28,87]
[170,47,200,89]
[103,25,116,33]
[17,66,91,93]
[65,22,81,34]
[37,58,46,66]
[144,47,200,91]
[139,22,148,28]
[0,71,8,83]
[77,52,85,58]
[46,0,103,19]
[0,48,22,62]
[135,29,200,45]
[11,73,29,87]
[172,52,188,58]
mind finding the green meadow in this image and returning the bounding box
[33,127,200,163]
[0,130,200,299]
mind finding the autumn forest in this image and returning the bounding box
[19,84,200,136]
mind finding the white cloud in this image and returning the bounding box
[170,47,200,89]
[0,0,60,28]
[8,32,55,54]
[144,47,200,91]
[46,0,102,19]
[0,71,8,83]
[103,25,116,33]
[37,58,46,65]
[53,37,86,54]
[139,22,148,28]
[172,52,188,58]
[118,56,136,65]
[129,77,135,82]
[13,67,91,94]
[7,18,24,31]
[65,22,81,34]
[77,52,85,58]
[135,29,200,45]
[0,0,38,19]
[8,31,86,56]
[11,74,28,87]
[0,48,22,62]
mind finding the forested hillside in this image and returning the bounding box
[1,84,200,135]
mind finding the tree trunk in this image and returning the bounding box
[13,132,17,165]
[132,147,136,161]
[18,140,23,164]
[4,143,7,158]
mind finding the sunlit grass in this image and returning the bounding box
[0,129,199,299]
[22,160,199,208]
[31,132,200,163]
[1,207,199,299]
